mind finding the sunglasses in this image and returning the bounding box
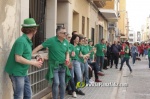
[60,32,67,35]
[68,37,71,38]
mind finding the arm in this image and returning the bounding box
[32,44,44,54]
[15,55,42,68]
[125,48,129,53]
[66,52,70,61]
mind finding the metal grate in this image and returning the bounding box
[29,0,46,48]
[28,60,50,98]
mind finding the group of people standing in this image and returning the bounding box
[4,18,137,99]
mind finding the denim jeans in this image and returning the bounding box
[9,75,32,99]
[52,65,66,99]
[72,60,82,90]
[132,53,136,64]
[68,66,76,92]
[120,57,132,72]
[96,56,104,71]
[80,61,89,83]
[148,57,150,68]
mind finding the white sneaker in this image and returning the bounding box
[72,91,77,98]
[89,79,94,84]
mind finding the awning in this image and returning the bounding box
[99,9,118,22]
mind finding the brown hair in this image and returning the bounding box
[21,27,37,34]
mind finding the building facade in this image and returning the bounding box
[141,16,150,42]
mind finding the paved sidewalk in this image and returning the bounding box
[65,65,123,99]
[117,57,150,99]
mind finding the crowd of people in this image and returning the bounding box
[4,18,150,99]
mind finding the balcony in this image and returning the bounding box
[99,9,118,22]
[93,0,106,8]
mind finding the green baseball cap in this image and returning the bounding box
[22,18,39,27]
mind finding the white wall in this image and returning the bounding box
[57,2,73,34]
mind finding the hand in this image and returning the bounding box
[71,51,75,57]
[65,59,70,66]
[31,60,43,68]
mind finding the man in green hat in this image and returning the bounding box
[32,26,71,99]
[5,18,42,99]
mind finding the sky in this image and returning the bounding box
[126,0,150,31]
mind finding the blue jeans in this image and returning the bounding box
[148,57,150,68]
[80,61,89,83]
[9,75,32,99]
[120,57,132,72]
[132,53,136,64]
[72,60,82,90]
[68,67,76,91]
[96,56,104,71]
[52,65,66,99]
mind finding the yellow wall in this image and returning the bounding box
[72,0,90,36]
[103,0,114,9]
[118,0,126,36]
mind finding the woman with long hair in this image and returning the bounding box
[120,42,132,73]
[70,34,85,95]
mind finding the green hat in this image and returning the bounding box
[22,18,39,27]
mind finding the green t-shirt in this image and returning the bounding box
[68,43,75,60]
[95,43,106,56]
[71,45,81,61]
[148,48,150,57]
[89,45,94,59]
[42,36,69,63]
[5,34,32,76]
[124,46,130,58]
[79,45,90,63]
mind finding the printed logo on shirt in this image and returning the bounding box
[77,48,80,50]
[63,43,67,46]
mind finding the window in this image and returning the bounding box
[29,0,50,98]
[129,39,133,42]
[82,16,85,35]
[87,18,89,38]
[91,28,95,44]
[129,34,133,36]
[29,0,46,48]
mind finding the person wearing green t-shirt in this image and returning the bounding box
[120,42,132,73]
[70,34,85,95]
[79,37,90,84]
[4,18,42,99]
[66,34,77,98]
[32,27,71,99]
[95,38,107,72]
[88,40,95,62]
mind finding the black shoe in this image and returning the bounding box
[119,69,122,71]
[76,90,85,95]
[110,66,112,68]
[68,90,72,95]
[116,67,118,69]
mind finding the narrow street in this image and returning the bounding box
[64,56,150,99]
[117,57,150,99]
